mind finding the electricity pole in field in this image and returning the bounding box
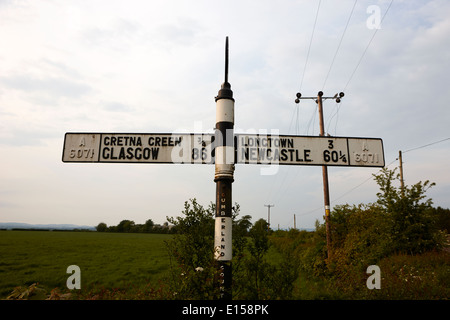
[295,91,344,259]
[398,150,405,197]
[264,204,274,231]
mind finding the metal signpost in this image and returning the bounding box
[63,133,384,167]
[62,133,214,164]
[235,134,384,167]
[62,38,385,300]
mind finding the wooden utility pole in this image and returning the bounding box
[399,150,405,197]
[264,204,274,231]
[294,214,296,230]
[295,91,344,260]
[316,92,332,259]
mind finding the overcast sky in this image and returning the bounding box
[1,0,449,229]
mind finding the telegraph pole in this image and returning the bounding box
[214,37,234,300]
[317,92,332,259]
[398,150,405,197]
[295,91,344,259]
[264,204,274,231]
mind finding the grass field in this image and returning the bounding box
[0,230,172,298]
[2,230,448,300]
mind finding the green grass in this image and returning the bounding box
[2,230,448,300]
[0,231,172,298]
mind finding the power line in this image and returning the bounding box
[296,135,449,218]
[330,159,397,204]
[303,1,357,136]
[299,0,322,91]
[271,1,322,203]
[288,147,435,227]
[343,0,394,92]
[326,1,393,136]
[403,138,450,153]
[306,104,317,135]
[326,100,341,135]
[292,0,322,137]
[297,159,397,218]
[297,137,449,217]
[287,103,298,134]
[322,0,358,90]
[281,1,397,224]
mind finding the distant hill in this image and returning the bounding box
[0,222,96,231]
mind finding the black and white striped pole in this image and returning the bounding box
[214,37,234,300]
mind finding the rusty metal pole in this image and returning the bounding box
[317,91,332,259]
[214,37,234,300]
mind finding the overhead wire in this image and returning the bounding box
[343,0,394,92]
[294,0,322,135]
[296,159,397,220]
[287,0,322,136]
[275,1,397,228]
[329,159,397,204]
[326,0,393,136]
[329,138,450,209]
[296,136,449,223]
[299,0,322,92]
[308,0,357,136]
[403,138,450,153]
[326,100,340,135]
[322,0,358,91]
[275,1,360,228]
[307,105,317,135]
[266,0,323,205]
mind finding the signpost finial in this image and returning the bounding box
[216,37,234,102]
[225,36,229,84]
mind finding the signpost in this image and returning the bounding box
[62,133,214,164]
[63,132,384,167]
[235,134,384,167]
[62,38,385,300]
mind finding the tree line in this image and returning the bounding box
[95,219,175,234]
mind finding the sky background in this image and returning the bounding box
[1,0,449,229]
